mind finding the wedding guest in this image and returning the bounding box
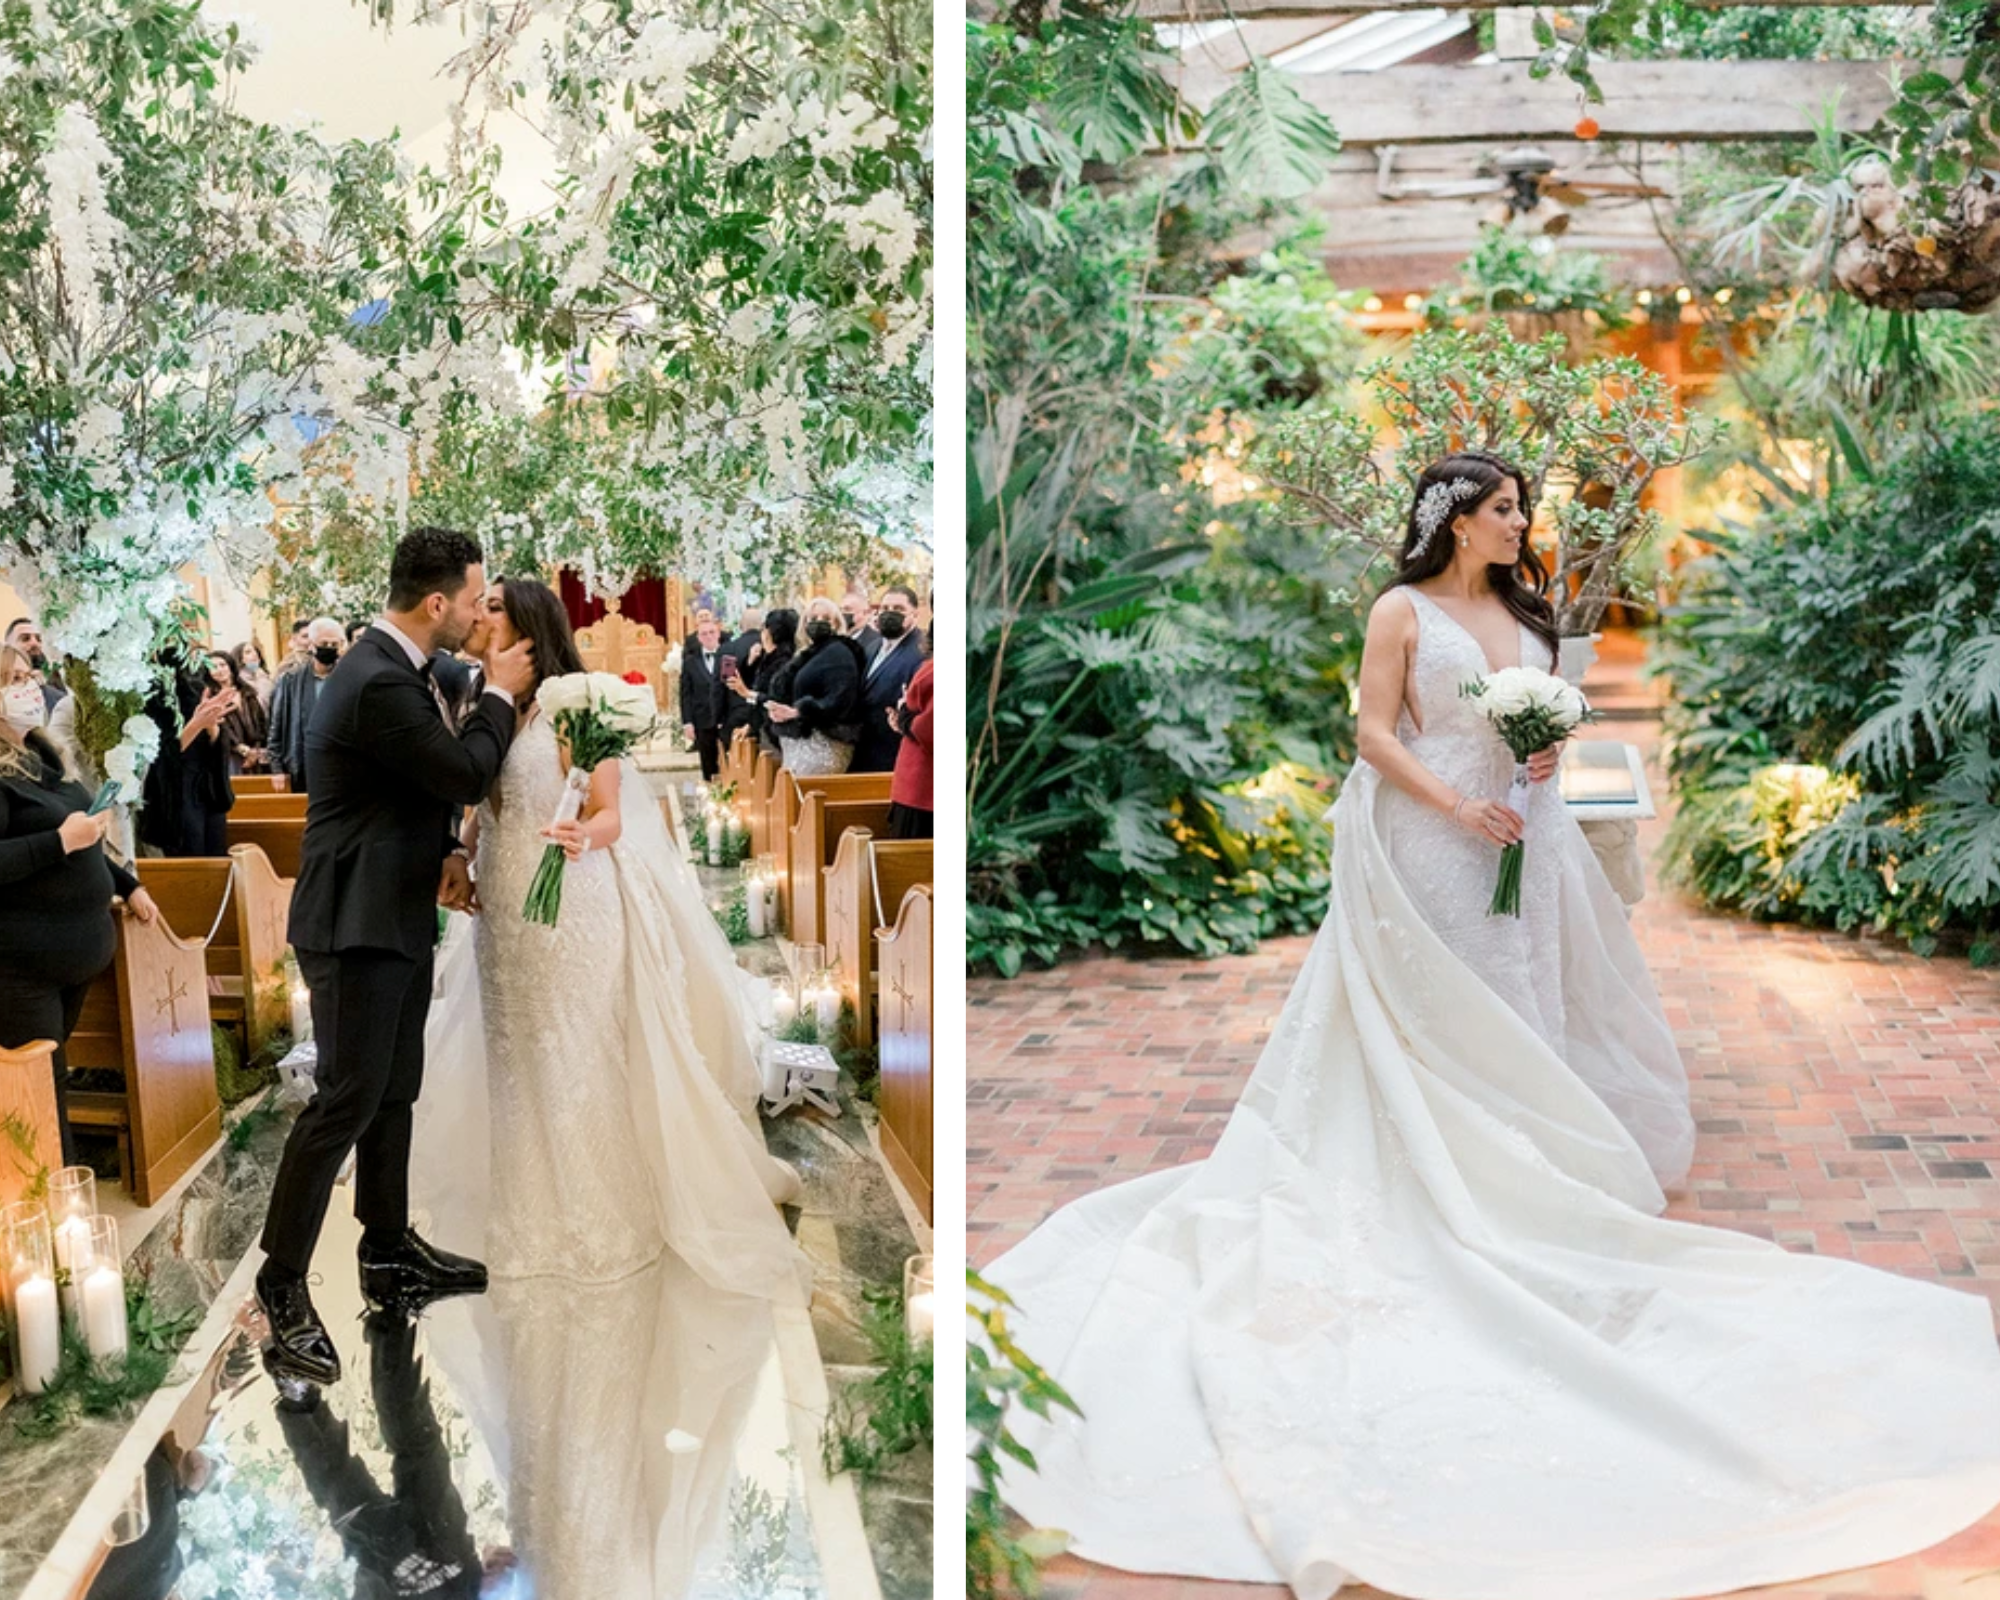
[0,643,160,1165]
[230,638,273,701]
[753,598,866,776]
[843,592,881,658]
[267,618,344,793]
[679,615,732,780]
[277,617,313,677]
[213,651,269,776]
[728,607,798,759]
[723,606,764,743]
[5,617,65,712]
[852,584,926,774]
[346,619,370,648]
[888,620,934,840]
[139,652,236,857]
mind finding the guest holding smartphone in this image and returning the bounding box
[0,643,159,1162]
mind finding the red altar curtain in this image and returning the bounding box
[557,571,673,633]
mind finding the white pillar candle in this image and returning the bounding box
[907,1290,935,1342]
[81,1264,127,1361]
[763,878,781,932]
[706,823,722,866]
[772,987,797,1029]
[747,880,768,937]
[13,1273,60,1393]
[53,1214,91,1321]
[290,984,313,1042]
[813,981,839,1033]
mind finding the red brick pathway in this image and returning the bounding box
[969,696,2000,1600]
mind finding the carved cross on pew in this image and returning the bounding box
[156,972,190,1033]
[828,878,855,960]
[888,970,915,1034]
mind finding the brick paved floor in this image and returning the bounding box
[969,669,2000,1600]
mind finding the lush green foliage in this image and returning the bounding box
[1422,228,1633,328]
[969,7,1366,973]
[967,1270,1080,1600]
[1257,325,1708,635]
[1658,414,2000,959]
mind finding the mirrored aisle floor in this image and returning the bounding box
[71,1196,839,1600]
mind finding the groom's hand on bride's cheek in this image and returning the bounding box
[487,637,536,698]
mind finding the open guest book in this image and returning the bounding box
[1559,740,1657,820]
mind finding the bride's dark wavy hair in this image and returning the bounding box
[496,577,586,695]
[1383,450,1557,667]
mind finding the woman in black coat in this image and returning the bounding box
[138,653,236,857]
[728,606,800,760]
[753,598,866,776]
[0,644,160,1163]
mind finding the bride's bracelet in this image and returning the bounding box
[1451,794,1470,828]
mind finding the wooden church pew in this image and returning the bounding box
[224,814,305,878]
[227,792,308,821]
[748,748,780,860]
[788,799,893,951]
[232,773,290,795]
[774,771,893,936]
[64,911,221,1206]
[876,886,933,1224]
[824,833,932,1043]
[0,1040,62,1208]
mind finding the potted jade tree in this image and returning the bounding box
[1254,326,1709,678]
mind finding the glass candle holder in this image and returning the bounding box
[77,1215,127,1363]
[757,855,781,934]
[3,1201,61,1394]
[742,861,768,938]
[46,1166,97,1317]
[903,1254,935,1344]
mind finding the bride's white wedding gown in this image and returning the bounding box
[987,586,2000,1600]
[413,714,808,1303]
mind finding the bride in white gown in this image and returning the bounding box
[987,452,2000,1600]
[411,577,808,1304]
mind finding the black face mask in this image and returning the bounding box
[876,613,907,640]
[25,649,46,670]
[806,619,836,645]
[313,644,340,666]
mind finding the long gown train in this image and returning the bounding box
[988,588,2000,1600]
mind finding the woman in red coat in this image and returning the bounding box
[887,646,932,840]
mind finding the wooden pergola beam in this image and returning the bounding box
[1170,58,1940,143]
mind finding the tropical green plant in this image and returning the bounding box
[968,1270,1080,1600]
[1423,227,1633,328]
[1657,413,2000,953]
[970,6,1368,970]
[1257,325,1709,637]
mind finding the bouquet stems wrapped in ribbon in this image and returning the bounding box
[1460,666,1596,917]
[522,672,660,927]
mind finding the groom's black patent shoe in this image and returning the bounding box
[257,1272,342,1393]
[359,1228,489,1312]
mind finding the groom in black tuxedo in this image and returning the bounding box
[258,527,535,1388]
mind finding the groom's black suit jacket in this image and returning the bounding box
[288,628,516,962]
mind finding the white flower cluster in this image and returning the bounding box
[833,190,921,280]
[536,671,656,734]
[628,17,721,112]
[44,105,125,326]
[727,102,794,166]
[1468,666,1589,726]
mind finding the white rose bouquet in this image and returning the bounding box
[522,673,659,926]
[1459,666,1595,916]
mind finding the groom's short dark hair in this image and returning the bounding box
[387,526,484,611]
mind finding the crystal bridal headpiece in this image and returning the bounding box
[1409,477,1485,561]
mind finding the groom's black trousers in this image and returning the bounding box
[260,945,436,1276]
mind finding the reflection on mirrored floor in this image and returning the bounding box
[99,1196,828,1600]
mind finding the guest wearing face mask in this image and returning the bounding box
[842,594,881,659]
[229,639,273,703]
[750,598,867,776]
[0,644,160,1164]
[266,618,344,794]
[726,607,799,760]
[850,584,926,775]
[4,618,65,712]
